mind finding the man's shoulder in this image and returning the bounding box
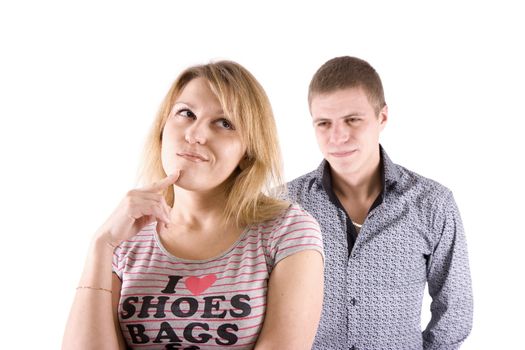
[287,168,319,189]
[393,162,453,202]
[286,167,323,203]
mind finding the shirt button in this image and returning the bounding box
[350,346,356,350]
[351,297,357,306]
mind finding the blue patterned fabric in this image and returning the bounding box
[286,147,472,350]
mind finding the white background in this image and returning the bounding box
[1,1,523,348]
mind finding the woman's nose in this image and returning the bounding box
[184,122,207,145]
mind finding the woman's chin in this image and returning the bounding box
[173,170,211,192]
[174,177,200,191]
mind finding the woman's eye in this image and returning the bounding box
[178,109,195,119]
[216,118,235,130]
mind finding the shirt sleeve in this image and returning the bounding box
[423,191,473,350]
[267,204,324,271]
[112,244,124,280]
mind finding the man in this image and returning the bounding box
[286,56,473,350]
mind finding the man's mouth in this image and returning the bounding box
[329,149,357,158]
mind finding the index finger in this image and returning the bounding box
[147,170,182,192]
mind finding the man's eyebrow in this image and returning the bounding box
[340,112,362,118]
[313,113,361,123]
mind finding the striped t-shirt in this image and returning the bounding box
[112,204,323,350]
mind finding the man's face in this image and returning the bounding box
[310,87,387,178]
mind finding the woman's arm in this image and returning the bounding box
[62,173,179,349]
[62,236,125,350]
[254,250,324,350]
[112,273,127,350]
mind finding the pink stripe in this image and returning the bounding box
[123,250,269,269]
[121,321,261,333]
[123,268,268,282]
[123,278,267,291]
[269,235,322,256]
[123,277,267,288]
[122,269,268,281]
[118,302,266,316]
[253,209,311,229]
[123,246,266,264]
[120,311,265,324]
[132,340,257,348]
[261,219,319,233]
[119,295,266,307]
[122,259,267,275]
[122,328,261,343]
[280,234,322,243]
[275,243,323,255]
[270,226,320,243]
[122,249,265,266]
[120,285,267,298]
[118,302,265,316]
[120,234,266,252]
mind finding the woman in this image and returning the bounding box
[63,61,324,349]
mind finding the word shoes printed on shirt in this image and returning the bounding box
[122,275,251,348]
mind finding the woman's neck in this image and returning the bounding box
[161,186,243,260]
[169,186,231,234]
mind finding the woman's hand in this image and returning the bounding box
[62,174,182,350]
[96,171,181,246]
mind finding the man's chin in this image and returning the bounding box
[327,158,359,174]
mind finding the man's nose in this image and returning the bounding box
[329,125,349,144]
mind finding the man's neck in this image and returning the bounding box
[331,159,382,202]
[329,155,383,225]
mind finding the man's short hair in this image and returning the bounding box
[308,56,386,115]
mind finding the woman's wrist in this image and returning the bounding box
[91,229,119,253]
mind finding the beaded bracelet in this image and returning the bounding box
[76,286,112,293]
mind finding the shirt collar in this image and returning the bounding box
[318,145,401,200]
[381,145,402,186]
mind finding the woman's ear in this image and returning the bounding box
[239,154,252,170]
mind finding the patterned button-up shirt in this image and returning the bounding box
[286,147,473,350]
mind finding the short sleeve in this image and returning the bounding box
[267,204,324,270]
[112,245,124,280]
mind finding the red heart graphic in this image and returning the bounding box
[185,274,217,296]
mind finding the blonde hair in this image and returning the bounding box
[140,61,289,227]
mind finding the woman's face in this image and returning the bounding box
[161,77,246,193]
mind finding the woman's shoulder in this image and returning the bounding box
[256,203,323,267]
[273,203,318,227]
[254,203,320,236]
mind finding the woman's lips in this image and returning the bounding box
[176,152,209,162]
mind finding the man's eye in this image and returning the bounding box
[216,118,235,130]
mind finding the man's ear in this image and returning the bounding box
[378,104,388,130]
